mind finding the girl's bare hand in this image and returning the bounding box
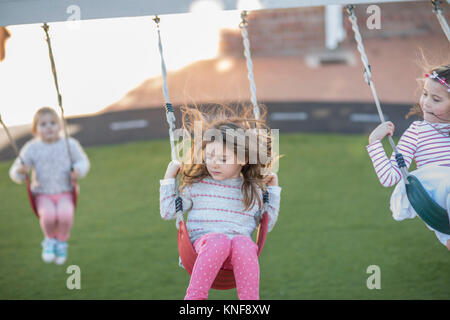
[70,169,79,181]
[264,173,278,186]
[369,121,395,144]
[164,160,181,179]
[17,164,30,175]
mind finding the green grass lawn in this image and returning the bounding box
[0,133,448,300]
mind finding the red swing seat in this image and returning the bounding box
[25,175,78,218]
[177,212,269,290]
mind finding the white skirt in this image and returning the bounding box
[390,164,450,246]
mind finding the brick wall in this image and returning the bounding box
[218,2,448,57]
[343,2,448,40]
[219,6,325,57]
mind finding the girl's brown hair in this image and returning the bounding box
[406,64,450,119]
[31,107,60,135]
[178,103,277,211]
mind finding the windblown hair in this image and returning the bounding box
[178,103,277,211]
[31,107,60,135]
[406,63,450,120]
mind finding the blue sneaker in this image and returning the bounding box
[41,238,56,263]
[55,241,68,265]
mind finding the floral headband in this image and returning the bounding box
[425,71,450,92]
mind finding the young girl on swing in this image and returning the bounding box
[160,104,281,300]
[9,107,90,264]
[366,64,450,249]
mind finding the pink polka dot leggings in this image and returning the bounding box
[36,192,74,242]
[185,233,260,300]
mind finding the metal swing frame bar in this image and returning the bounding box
[1,0,421,27]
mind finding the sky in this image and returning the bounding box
[0,1,260,126]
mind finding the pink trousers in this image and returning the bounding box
[184,233,260,300]
[35,192,74,242]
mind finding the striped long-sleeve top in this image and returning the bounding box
[160,176,281,243]
[366,121,450,187]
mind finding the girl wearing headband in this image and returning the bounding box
[366,64,450,249]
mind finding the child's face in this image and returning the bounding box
[204,141,245,181]
[36,113,60,142]
[420,79,450,123]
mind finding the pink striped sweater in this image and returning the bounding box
[366,121,450,187]
[160,177,281,243]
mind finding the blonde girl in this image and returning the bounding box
[9,107,90,264]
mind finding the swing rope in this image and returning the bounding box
[0,114,41,217]
[153,15,184,228]
[240,11,270,217]
[431,0,450,41]
[345,5,409,184]
[41,23,74,168]
[0,114,24,163]
[240,11,260,122]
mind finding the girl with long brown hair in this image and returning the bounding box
[160,103,281,299]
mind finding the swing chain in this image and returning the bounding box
[395,153,406,169]
[262,190,269,203]
[165,102,173,113]
[253,190,269,225]
[175,195,184,229]
[175,196,183,212]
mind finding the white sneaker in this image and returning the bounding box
[41,238,56,263]
[54,241,68,265]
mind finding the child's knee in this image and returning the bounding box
[56,207,74,224]
[446,240,450,251]
[56,213,74,227]
[57,198,74,216]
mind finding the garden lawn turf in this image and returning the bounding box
[0,133,448,299]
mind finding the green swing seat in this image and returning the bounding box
[405,175,450,235]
